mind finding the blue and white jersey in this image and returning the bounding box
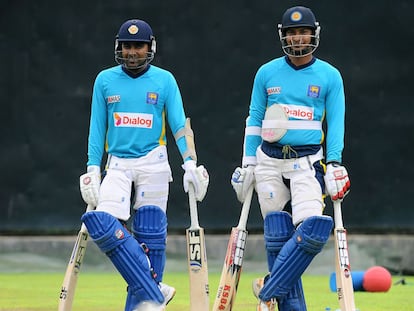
[87,65,188,166]
[243,56,345,165]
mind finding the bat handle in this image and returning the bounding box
[333,200,344,229]
[237,185,254,229]
[80,204,95,232]
[188,183,200,229]
[86,204,94,212]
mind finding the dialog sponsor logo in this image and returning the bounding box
[113,112,153,128]
[279,104,314,120]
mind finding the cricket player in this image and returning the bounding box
[230,6,350,311]
[79,19,209,310]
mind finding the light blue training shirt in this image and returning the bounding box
[87,65,189,166]
[244,56,345,164]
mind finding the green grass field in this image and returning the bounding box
[0,272,413,310]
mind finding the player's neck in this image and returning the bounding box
[288,54,313,67]
[122,64,150,78]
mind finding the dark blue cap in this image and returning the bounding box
[116,19,153,42]
[281,6,317,30]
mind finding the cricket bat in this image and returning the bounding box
[58,204,94,311]
[333,200,357,311]
[212,185,254,311]
[186,184,209,311]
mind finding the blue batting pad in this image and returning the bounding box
[264,212,307,310]
[264,211,295,270]
[277,278,307,311]
[259,215,333,301]
[81,211,164,304]
[132,205,167,283]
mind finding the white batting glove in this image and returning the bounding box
[79,165,101,207]
[324,162,350,201]
[182,160,209,202]
[231,165,255,203]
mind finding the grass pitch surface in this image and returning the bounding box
[0,272,413,310]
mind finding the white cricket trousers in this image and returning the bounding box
[96,146,172,221]
[254,147,325,225]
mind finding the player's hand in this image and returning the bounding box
[79,165,101,207]
[231,165,255,203]
[324,162,350,201]
[183,160,209,202]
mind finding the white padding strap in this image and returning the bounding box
[140,190,168,198]
[262,120,322,130]
[245,126,261,135]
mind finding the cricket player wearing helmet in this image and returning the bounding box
[79,19,209,310]
[231,6,350,311]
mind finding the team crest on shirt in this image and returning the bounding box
[307,85,320,98]
[146,92,159,105]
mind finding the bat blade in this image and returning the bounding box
[333,201,356,311]
[58,225,89,311]
[212,186,254,311]
[186,185,209,311]
[58,204,93,311]
[212,227,247,311]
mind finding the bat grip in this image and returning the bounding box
[80,204,95,233]
[333,200,344,229]
[80,223,87,232]
[237,185,254,229]
[188,183,200,229]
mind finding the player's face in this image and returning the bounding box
[285,27,313,53]
[121,42,149,69]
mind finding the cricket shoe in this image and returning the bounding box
[256,298,277,311]
[159,282,176,306]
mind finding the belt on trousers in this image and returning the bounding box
[261,141,322,159]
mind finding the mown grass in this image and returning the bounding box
[0,272,413,310]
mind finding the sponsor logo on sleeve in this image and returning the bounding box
[267,86,282,95]
[107,95,121,104]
